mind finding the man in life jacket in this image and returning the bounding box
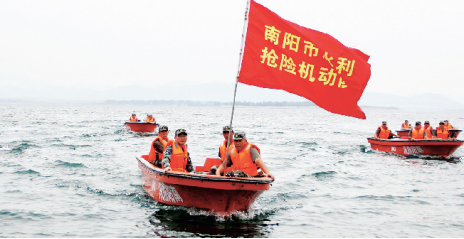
[444,120,453,130]
[162,129,194,173]
[401,120,410,130]
[129,113,138,122]
[209,126,235,175]
[218,126,234,162]
[145,114,156,123]
[216,131,274,180]
[435,121,450,139]
[375,121,397,139]
[423,121,434,139]
[408,121,427,140]
[148,125,172,168]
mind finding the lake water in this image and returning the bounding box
[1,102,463,237]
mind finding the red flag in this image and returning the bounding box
[238,0,371,119]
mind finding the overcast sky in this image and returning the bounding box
[1,0,464,103]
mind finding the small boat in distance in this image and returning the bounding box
[124,122,158,133]
[367,137,463,157]
[136,155,273,213]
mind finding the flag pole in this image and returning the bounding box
[227,0,250,150]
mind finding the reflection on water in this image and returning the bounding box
[147,207,276,237]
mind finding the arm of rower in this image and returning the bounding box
[255,158,274,180]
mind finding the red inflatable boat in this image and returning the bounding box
[367,137,463,157]
[125,122,158,133]
[136,155,274,213]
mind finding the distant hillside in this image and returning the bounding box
[1,82,463,111]
[358,92,464,111]
[105,99,316,107]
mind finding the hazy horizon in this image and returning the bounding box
[2,0,464,107]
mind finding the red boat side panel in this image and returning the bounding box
[142,179,263,212]
[125,122,157,133]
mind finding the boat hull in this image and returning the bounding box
[367,137,463,157]
[125,122,158,133]
[137,156,273,213]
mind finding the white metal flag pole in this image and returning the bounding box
[227,0,251,150]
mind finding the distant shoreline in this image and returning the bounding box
[0,98,398,109]
[104,99,398,109]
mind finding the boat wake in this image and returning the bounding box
[147,206,277,237]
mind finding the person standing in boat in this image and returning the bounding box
[215,131,274,180]
[162,129,194,173]
[435,121,451,139]
[145,114,156,123]
[408,121,427,140]
[401,120,410,130]
[218,126,234,162]
[148,125,172,168]
[375,121,397,139]
[423,121,434,139]
[129,113,138,122]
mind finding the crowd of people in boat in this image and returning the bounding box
[145,125,275,180]
[375,119,458,140]
[128,113,156,123]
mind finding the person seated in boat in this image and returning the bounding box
[209,126,235,175]
[401,120,410,130]
[435,121,451,139]
[215,131,274,180]
[148,125,172,168]
[375,121,397,139]
[162,129,194,173]
[408,121,427,140]
[145,114,156,123]
[423,121,434,139]
[129,113,138,122]
[218,126,234,162]
[444,120,453,130]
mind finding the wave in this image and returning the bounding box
[9,142,40,154]
[0,210,52,221]
[312,171,337,180]
[51,143,92,150]
[14,169,41,175]
[55,160,85,168]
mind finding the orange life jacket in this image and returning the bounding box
[219,140,234,162]
[148,135,171,165]
[229,143,260,176]
[168,142,189,172]
[129,116,138,122]
[445,123,453,130]
[402,123,410,129]
[435,127,449,139]
[423,126,433,139]
[145,116,155,123]
[411,128,425,139]
[378,126,390,139]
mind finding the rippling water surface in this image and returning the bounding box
[1,102,464,237]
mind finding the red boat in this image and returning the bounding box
[136,155,273,213]
[367,137,463,157]
[125,122,158,133]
